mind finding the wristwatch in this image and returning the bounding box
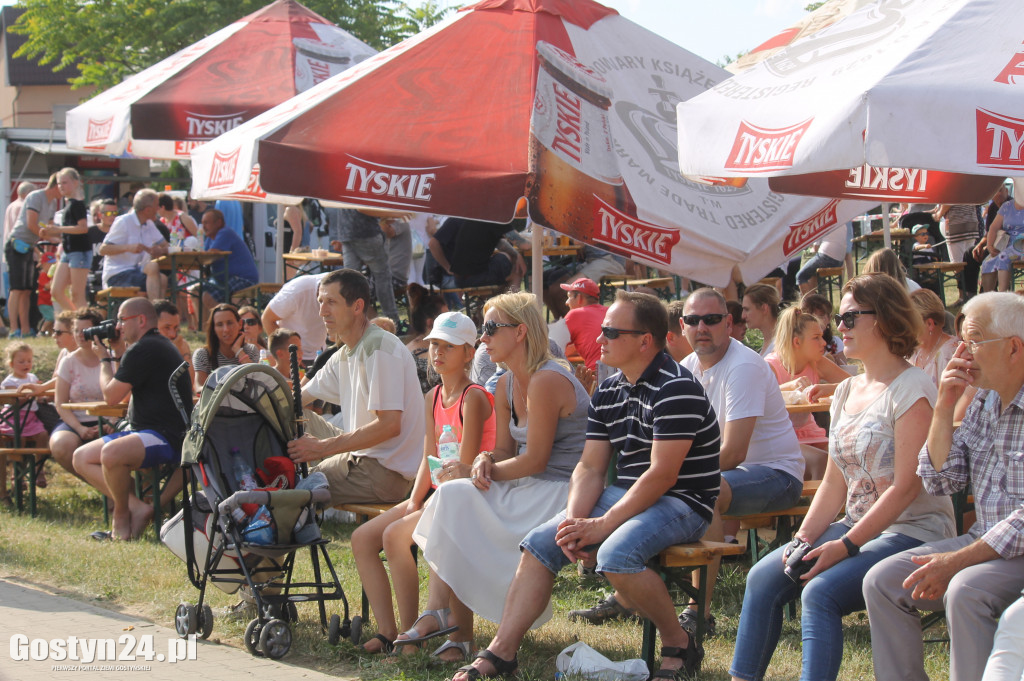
[841,534,860,557]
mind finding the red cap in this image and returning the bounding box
[560,277,600,298]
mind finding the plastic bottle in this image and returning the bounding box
[231,447,258,490]
[438,425,459,462]
[259,349,271,366]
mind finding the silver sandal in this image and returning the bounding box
[393,608,458,648]
[432,639,472,661]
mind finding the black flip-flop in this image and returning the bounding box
[90,530,112,541]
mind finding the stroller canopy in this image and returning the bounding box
[182,364,297,466]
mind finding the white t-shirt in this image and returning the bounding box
[681,339,804,482]
[101,211,165,287]
[817,225,849,261]
[304,323,424,478]
[266,273,329,361]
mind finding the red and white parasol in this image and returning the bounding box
[676,0,1015,203]
[192,0,869,286]
[65,0,374,162]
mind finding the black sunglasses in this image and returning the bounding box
[601,326,648,340]
[682,314,726,327]
[241,318,260,327]
[481,320,518,336]
[833,310,877,329]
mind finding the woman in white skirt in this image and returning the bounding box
[397,291,590,662]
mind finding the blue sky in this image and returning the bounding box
[600,0,810,64]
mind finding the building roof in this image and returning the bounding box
[2,6,79,86]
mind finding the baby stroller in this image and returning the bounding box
[161,361,350,659]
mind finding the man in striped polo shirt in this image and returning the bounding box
[450,291,720,681]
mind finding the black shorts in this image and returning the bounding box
[5,242,36,291]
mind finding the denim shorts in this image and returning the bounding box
[108,267,148,288]
[521,484,709,575]
[723,465,803,516]
[61,250,92,269]
[796,252,843,285]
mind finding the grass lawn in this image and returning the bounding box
[0,335,955,680]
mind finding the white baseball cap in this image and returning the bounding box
[424,311,478,347]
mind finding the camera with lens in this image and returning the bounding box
[83,319,119,342]
[783,537,818,584]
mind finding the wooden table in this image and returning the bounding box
[282,251,344,279]
[155,250,230,325]
[785,401,832,414]
[0,389,54,515]
[62,400,129,421]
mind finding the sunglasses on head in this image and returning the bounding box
[682,314,725,327]
[833,310,876,329]
[481,320,518,336]
[600,326,647,340]
[241,317,260,327]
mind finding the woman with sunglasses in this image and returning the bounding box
[49,308,107,476]
[192,303,259,391]
[237,305,267,349]
[397,292,589,659]
[730,273,954,681]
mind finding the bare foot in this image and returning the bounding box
[111,508,133,541]
[128,502,153,540]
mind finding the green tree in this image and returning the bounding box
[9,0,413,91]
[397,0,459,33]
[805,2,825,11]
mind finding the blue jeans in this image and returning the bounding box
[796,252,843,285]
[730,522,921,681]
[521,484,709,575]
[723,465,803,516]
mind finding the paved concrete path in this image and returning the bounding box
[0,578,356,681]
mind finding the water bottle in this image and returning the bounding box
[259,349,271,366]
[438,425,459,462]
[231,447,258,490]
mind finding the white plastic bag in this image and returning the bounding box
[555,641,648,681]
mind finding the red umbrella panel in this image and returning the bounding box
[193,0,870,286]
[66,0,375,159]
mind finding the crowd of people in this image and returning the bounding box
[2,174,1024,681]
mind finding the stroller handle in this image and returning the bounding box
[168,361,192,427]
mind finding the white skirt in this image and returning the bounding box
[412,476,570,628]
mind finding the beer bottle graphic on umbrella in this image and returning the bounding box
[527,41,635,241]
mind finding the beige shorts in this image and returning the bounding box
[304,412,413,507]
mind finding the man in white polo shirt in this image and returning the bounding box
[287,269,423,506]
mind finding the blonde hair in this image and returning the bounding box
[484,291,559,375]
[774,306,822,375]
[909,288,946,326]
[4,341,32,367]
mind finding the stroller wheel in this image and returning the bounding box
[174,603,198,637]
[198,604,214,640]
[349,615,363,645]
[244,618,264,657]
[328,614,341,646]
[259,619,292,660]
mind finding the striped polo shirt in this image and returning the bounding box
[588,350,721,521]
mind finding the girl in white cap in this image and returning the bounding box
[350,311,495,657]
